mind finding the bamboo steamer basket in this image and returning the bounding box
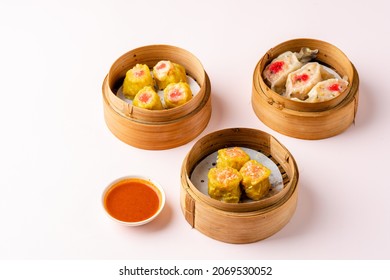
[252,38,359,139]
[180,128,299,244]
[102,45,211,150]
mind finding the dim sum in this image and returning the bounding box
[240,160,271,200]
[122,64,154,99]
[152,60,187,90]
[263,47,318,94]
[163,82,193,108]
[132,86,163,110]
[208,166,242,203]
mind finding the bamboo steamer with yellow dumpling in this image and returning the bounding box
[216,147,250,171]
[102,45,212,150]
[180,128,299,243]
[207,147,271,203]
[163,82,193,109]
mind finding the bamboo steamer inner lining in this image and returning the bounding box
[102,45,212,150]
[180,128,299,243]
[252,38,359,140]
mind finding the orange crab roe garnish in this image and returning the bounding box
[139,92,151,103]
[169,89,182,101]
[156,62,166,70]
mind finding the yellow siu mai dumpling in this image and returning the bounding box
[152,60,187,90]
[163,82,192,108]
[240,160,271,200]
[132,86,163,110]
[122,64,154,99]
[216,147,250,171]
[208,166,242,203]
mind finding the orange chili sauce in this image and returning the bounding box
[104,178,160,222]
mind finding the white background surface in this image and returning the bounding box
[0,0,389,260]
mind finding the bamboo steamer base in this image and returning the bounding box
[181,179,298,244]
[180,128,299,244]
[252,38,359,140]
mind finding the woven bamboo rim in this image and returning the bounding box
[102,45,212,149]
[180,128,299,243]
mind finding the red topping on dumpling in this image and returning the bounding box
[139,92,151,103]
[134,69,144,77]
[328,83,340,91]
[293,74,309,83]
[225,147,245,157]
[168,89,182,101]
[243,162,264,178]
[156,62,166,70]
[269,61,284,74]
